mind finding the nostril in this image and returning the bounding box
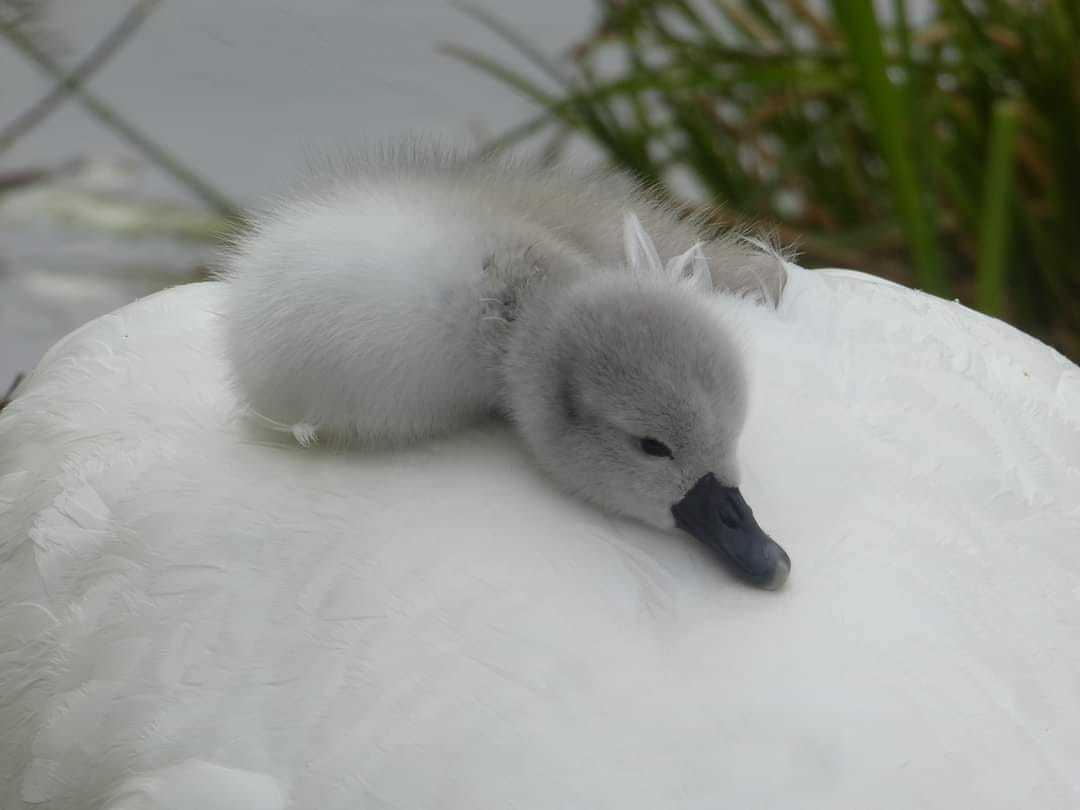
[708,480,745,529]
[727,487,751,521]
[715,497,740,529]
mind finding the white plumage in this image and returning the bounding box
[2,185,1080,807]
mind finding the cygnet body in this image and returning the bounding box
[221,145,790,587]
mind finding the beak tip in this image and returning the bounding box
[758,547,791,591]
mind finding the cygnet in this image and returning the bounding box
[220,144,791,588]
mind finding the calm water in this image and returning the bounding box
[0,0,594,382]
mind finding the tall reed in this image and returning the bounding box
[450,0,1080,358]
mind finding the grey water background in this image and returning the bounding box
[0,0,592,384]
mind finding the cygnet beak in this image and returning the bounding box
[671,473,790,590]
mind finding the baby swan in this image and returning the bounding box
[221,147,790,588]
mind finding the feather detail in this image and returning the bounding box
[664,241,712,292]
[622,212,663,278]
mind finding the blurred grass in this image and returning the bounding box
[450,0,1080,359]
[0,0,235,389]
[0,0,242,224]
[0,7,242,221]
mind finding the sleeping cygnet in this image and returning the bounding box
[220,146,791,589]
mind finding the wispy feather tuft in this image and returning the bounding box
[622,212,663,278]
[623,212,712,293]
[664,242,711,293]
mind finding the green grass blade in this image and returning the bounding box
[830,0,947,294]
[470,111,554,158]
[452,2,569,88]
[440,44,558,108]
[975,100,1021,316]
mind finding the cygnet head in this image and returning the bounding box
[504,217,790,589]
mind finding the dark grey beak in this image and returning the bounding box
[672,473,790,590]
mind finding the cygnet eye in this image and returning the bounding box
[639,436,673,458]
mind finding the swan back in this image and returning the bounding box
[2,264,1079,808]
